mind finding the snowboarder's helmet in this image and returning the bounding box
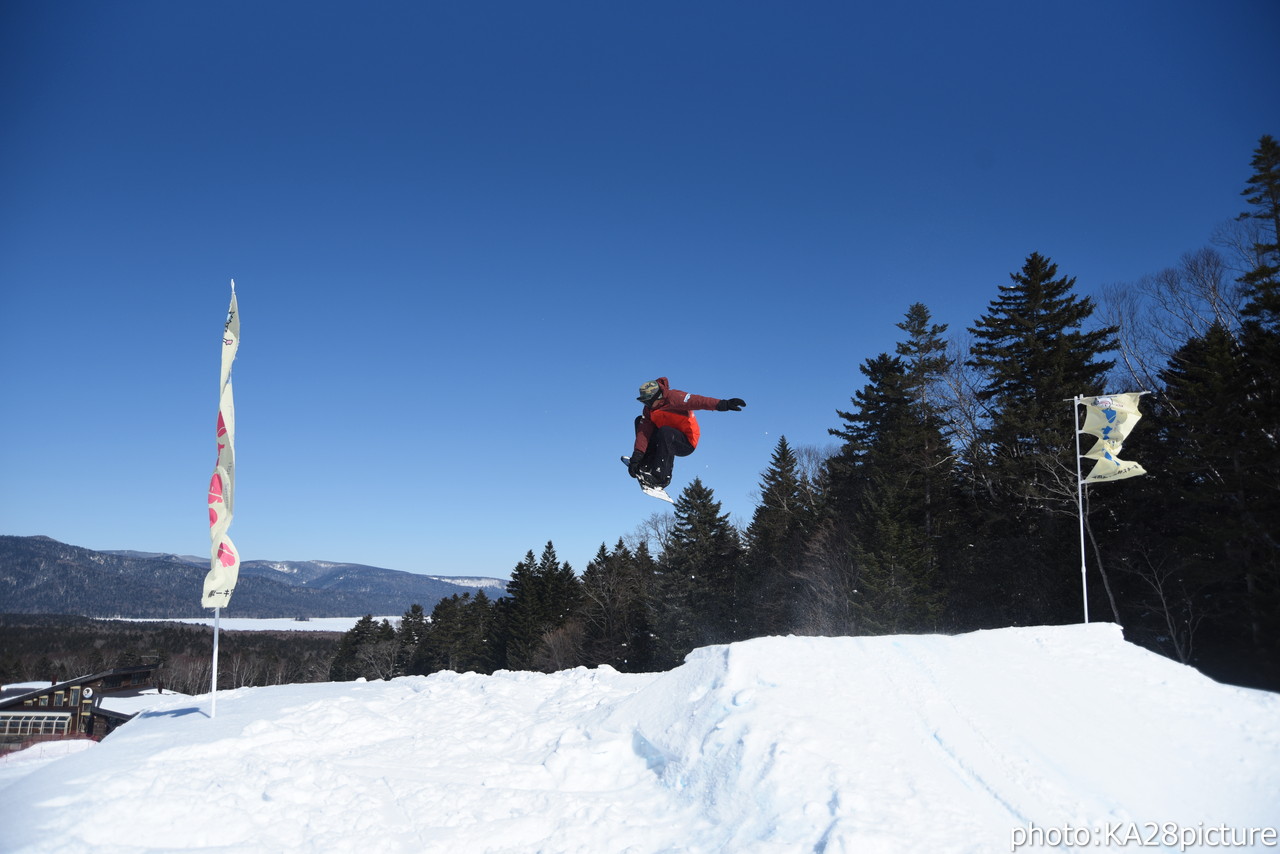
[637,380,661,403]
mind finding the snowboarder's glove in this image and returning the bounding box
[716,398,746,411]
[627,454,647,477]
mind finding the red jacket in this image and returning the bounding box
[634,377,721,454]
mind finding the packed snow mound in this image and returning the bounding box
[4,624,1278,853]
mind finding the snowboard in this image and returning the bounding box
[641,484,674,503]
[621,456,674,503]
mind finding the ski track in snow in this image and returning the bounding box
[3,624,1278,853]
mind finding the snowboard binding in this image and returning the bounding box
[621,456,674,503]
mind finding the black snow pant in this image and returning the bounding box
[636,420,695,488]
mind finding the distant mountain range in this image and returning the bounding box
[0,535,507,619]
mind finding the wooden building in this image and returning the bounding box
[0,664,160,751]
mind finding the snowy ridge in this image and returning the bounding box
[4,624,1277,853]
[426,575,509,591]
[261,561,303,575]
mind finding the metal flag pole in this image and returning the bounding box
[1073,395,1089,624]
[211,607,221,717]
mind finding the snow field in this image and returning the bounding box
[3,623,1277,853]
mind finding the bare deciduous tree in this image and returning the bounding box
[354,641,400,681]
[625,511,678,557]
[532,621,585,672]
[1101,246,1246,394]
[790,522,857,637]
[937,333,994,498]
[1117,546,1207,665]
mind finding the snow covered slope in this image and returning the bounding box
[3,624,1277,853]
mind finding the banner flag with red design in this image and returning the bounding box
[203,284,240,608]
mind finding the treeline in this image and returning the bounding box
[332,135,1280,690]
[0,615,337,695]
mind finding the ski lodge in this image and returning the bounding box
[0,664,162,752]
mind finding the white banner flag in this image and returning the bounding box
[1078,392,1146,485]
[1080,393,1143,445]
[203,284,241,609]
[1083,447,1147,483]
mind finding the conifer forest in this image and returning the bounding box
[331,136,1280,692]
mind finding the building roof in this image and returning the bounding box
[0,665,158,712]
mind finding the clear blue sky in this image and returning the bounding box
[3,1,1276,584]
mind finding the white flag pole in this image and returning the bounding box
[1073,395,1089,624]
[211,607,221,718]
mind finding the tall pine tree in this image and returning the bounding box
[495,550,541,670]
[1238,134,1280,300]
[395,603,428,676]
[652,478,744,666]
[968,253,1118,499]
[414,592,495,675]
[328,615,397,681]
[579,540,655,671]
[743,436,818,636]
[963,253,1118,624]
[814,304,957,634]
[1233,134,1280,681]
[495,543,583,671]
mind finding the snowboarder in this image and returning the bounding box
[623,377,745,501]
